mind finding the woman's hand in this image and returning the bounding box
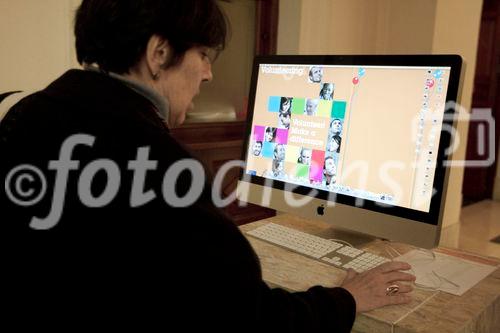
[341,261,416,313]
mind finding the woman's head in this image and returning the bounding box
[265,127,276,142]
[280,97,292,112]
[327,134,341,153]
[74,0,227,127]
[278,99,291,129]
[75,0,227,73]
[320,83,334,100]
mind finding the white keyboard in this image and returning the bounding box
[246,223,390,273]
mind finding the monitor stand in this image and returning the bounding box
[317,226,384,248]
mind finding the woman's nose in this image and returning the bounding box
[203,64,213,82]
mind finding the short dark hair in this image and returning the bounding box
[280,97,292,109]
[331,134,342,153]
[330,118,342,129]
[75,0,228,74]
[266,127,276,135]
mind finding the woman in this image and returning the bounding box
[327,134,342,153]
[278,97,292,129]
[265,126,277,142]
[319,83,334,100]
[0,0,414,331]
[280,96,292,113]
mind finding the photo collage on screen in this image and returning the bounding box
[249,66,347,191]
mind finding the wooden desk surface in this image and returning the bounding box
[239,214,500,333]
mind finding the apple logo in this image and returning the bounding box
[317,205,325,215]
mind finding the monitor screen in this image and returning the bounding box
[237,55,462,248]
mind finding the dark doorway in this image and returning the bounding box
[462,0,500,206]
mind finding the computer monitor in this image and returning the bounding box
[237,55,463,249]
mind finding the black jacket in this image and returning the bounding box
[0,69,355,331]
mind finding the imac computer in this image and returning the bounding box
[237,55,463,249]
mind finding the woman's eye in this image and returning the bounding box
[199,50,210,62]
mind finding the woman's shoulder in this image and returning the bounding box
[0,90,56,132]
[1,70,169,152]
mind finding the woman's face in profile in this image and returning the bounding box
[159,46,214,127]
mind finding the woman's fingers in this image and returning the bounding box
[384,271,416,283]
[340,260,416,312]
[346,268,358,280]
[376,261,412,273]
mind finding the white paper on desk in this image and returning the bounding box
[395,249,498,296]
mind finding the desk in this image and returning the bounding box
[239,214,500,333]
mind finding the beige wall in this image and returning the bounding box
[379,0,437,54]
[298,0,379,54]
[278,0,436,55]
[0,0,81,92]
[277,0,301,54]
[278,0,483,227]
[432,0,483,225]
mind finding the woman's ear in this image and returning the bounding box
[145,35,171,78]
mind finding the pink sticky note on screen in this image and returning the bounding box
[253,126,265,142]
[309,150,325,182]
[275,129,289,144]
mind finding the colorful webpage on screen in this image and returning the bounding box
[245,64,451,212]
